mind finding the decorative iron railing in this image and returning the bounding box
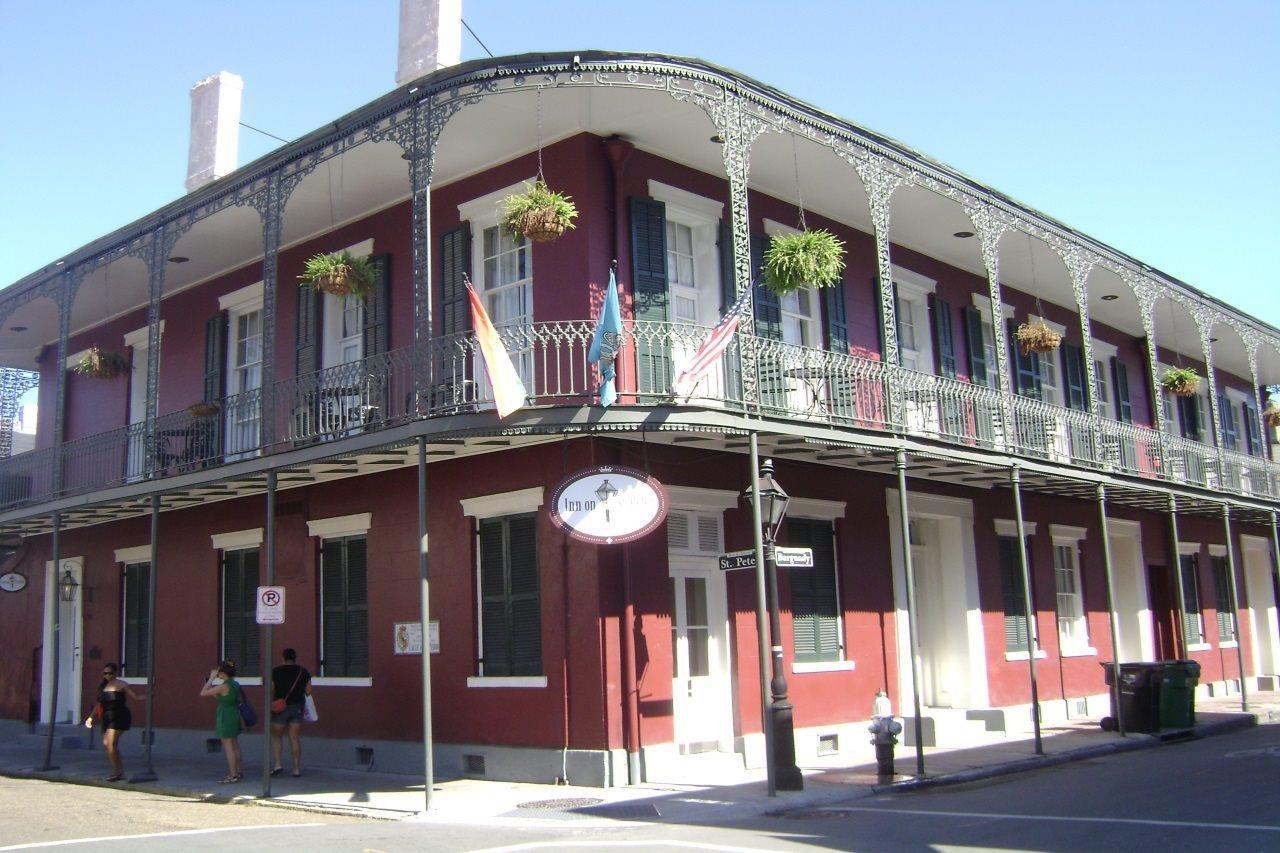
[1,321,1277,513]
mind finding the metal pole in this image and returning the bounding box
[1271,510,1280,616]
[760,458,802,791]
[1010,466,1043,755]
[620,545,641,784]
[1167,495,1188,658]
[130,496,161,781]
[39,512,62,771]
[261,470,276,798]
[747,431,775,796]
[1095,485,1125,737]
[417,436,434,811]
[894,449,926,776]
[1221,505,1249,711]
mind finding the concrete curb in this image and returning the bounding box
[869,713,1261,795]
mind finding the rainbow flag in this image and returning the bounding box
[466,281,527,418]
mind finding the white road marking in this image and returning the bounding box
[813,805,1280,833]
[0,822,325,850]
[468,842,780,853]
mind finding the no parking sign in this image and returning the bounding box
[255,586,285,625]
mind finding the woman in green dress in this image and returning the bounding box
[199,660,243,783]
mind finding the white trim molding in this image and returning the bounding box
[648,180,724,221]
[113,545,152,564]
[217,281,264,313]
[1050,524,1088,543]
[665,486,739,512]
[994,519,1038,537]
[64,348,92,371]
[1178,542,1202,556]
[461,487,544,520]
[312,677,373,688]
[792,660,856,674]
[1090,338,1118,362]
[885,489,974,521]
[1030,314,1067,336]
[458,177,538,224]
[210,528,264,551]
[787,497,847,522]
[123,321,166,349]
[306,513,373,539]
[762,218,799,239]
[972,292,1015,320]
[467,676,549,689]
[1208,544,1228,557]
[891,265,937,298]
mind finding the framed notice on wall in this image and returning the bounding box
[393,621,439,655]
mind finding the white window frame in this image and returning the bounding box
[1207,544,1239,647]
[320,238,373,370]
[764,219,822,348]
[1030,315,1068,407]
[461,488,548,688]
[1050,525,1094,656]
[892,266,937,374]
[304,515,374,684]
[970,293,1014,387]
[1091,339,1118,421]
[652,181,723,327]
[1224,387,1251,452]
[220,282,265,459]
[118,556,152,684]
[218,544,263,686]
[123,322,165,426]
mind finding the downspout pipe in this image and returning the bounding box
[894,449,926,776]
[1221,505,1249,711]
[39,511,62,771]
[131,495,161,781]
[1010,466,1043,755]
[418,436,434,810]
[261,470,276,798]
[1095,485,1125,737]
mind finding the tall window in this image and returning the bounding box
[321,536,369,677]
[1053,542,1088,652]
[226,307,263,456]
[336,296,365,365]
[1037,349,1062,406]
[1179,553,1205,646]
[121,562,150,677]
[787,518,842,663]
[780,289,816,348]
[221,548,260,677]
[1211,556,1237,643]
[666,221,698,324]
[479,514,541,676]
[1093,358,1113,420]
[998,536,1037,653]
[480,225,532,388]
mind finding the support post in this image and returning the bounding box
[620,544,641,784]
[1167,495,1189,658]
[1010,466,1043,755]
[1095,485,1125,737]
[417,436,434,811]
[1271,511,1280,603]
[1221,505,1249,711]
[261,470,276,798]
[39,511,62,771]
[760,460,802,792]
[130,495,161,782]
[746,431,775,795]
[894,449,926,776]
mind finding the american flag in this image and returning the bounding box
[671,284,754,399]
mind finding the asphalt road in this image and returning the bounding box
[3,724,1279,852]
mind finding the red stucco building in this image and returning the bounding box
[1,50,1279,786]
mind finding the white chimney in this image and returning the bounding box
[397,0,463,85]
[185,71,244,193]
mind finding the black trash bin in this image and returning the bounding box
[1101,662,1164,733]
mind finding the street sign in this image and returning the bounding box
[255,585,285,625]
[718,547,814,572]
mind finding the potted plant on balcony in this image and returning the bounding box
[72,347,130,379]
[186,401,220,418]
[1263,400,1280,428]
[1014,321,1062,356]
[1161,366,1201,397]
[761,229,846,296]
[299,251,376,298]
[500,178,578,243]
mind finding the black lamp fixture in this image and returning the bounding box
[9,326,27,332]
[1100,294,1119,301]
[166,256,189,264]
[754,459,791,542]
[710,134,725,144]
[58,569,79,603]
[953,230,975,239]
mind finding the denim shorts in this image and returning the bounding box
[271,702,305,725]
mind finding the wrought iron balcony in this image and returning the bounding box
[0,321,1276,514]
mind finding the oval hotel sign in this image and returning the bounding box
[549,465,668,545]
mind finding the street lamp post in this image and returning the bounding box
[747,458,804,791]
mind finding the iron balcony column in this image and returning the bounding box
[1095,485,1125,737]
[1010,465,1043,755]
[38,511,62,771]
[417,436,434,811]
[1221,505,1249,711]
[747,432,776,796]
[1167,495,1189,658]
[130,495,161,782]
[142,228,166,479]
[894,449,926,776]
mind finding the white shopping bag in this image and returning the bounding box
[303,693,319,723]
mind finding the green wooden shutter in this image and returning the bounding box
[1111,358,1133,423]
[1178,395,1201,441]
[1219,393,1238,451]
[295,280,320,378]
[1062,343,1087,411]
[1178,554,1203,644]
[962,306,988,386]
[345,537,369,676]
[824,280,849,354]
[240,550,260,676]
[122,563,149,677]
[751,235,781,340]
[204,311,228,402]
[931,295,956,378]
[1243,400,1260,456]
[478,519,510,675]
[998,536,1030,652]
[440,226,471,338]
[506,514,541,676]
[321,539,346,676]
[1211,556,1236,641]
[787,518,840,663]
[630,197,670,396]
[1008,319,1042,399]
[221,551,243,672]
[362,253,390,357]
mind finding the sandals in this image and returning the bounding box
[291,770,301,778]
[105,774,124,782]
[217,773,243,784]
[270,766,283,777]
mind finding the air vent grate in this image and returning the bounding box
[817,733,839,756]
[464,753,486,775]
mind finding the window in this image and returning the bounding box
[1053,543,1088,652]
[1178,553,1205,646]
[321,536,369,677]
[1211,555,1237,643]
[227,306,263,456]
[787,518,842,663]
[892,267,936,374]
[780,289,817,348]
[667,510,721,555]
[478,514,540,677]
[221,548,261,677]
[121,562,150,677]
[666,221,699,324]
[998,535,1037,653]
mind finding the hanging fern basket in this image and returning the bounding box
[1262,402,1280,428]
[187,401,220,418]
[299,251,376,298]
[73,346,130,380]
[1014,321,1062,356]
[501,179,578,243]
[761,229,846,296]
[1161,367,1202,398]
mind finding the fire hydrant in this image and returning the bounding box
[868,690,902,778]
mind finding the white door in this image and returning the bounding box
[1109,528,1154,662]
[670,569,731,752]
[42,557,84,725]
[126,340,150,480]
[1242,538,1280,677]
[225,308,263,458]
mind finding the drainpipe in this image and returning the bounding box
[418,437,434,810]
[131,495,161,781]
[894,449,926,776]
[1167,495,1188,659]
[38,511,62,771]
[261,470,276,798]
[1221,505,1249,711]
[1095,485,1125,737]
[1010,466,1043,755]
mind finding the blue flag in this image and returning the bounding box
[588,269,623,407]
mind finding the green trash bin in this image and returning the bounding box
[1158,660,1200,729]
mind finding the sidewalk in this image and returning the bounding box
[3,692,1277,828]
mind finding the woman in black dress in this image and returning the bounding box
[85,663,143,782]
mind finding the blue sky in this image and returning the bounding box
[0,1,1276,325]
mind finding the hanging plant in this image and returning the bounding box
[1262,400,1280,428]
[299,251,376,298]
[187,401,220,418]
[1014,321,1062,356]
[72,346,130,379]
[761,229,846,296]
[501,179,578,243]
[1161,366,1202,398]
